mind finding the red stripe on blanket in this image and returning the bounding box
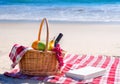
[77,55,94,68]
[64,54,72,60]
[73,55,87,65]
[63,55,87,72]
[107,58,119,84]
[101,56,111,68]
[65,54,79,64]
[92,55,102,67]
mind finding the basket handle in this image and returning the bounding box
[38,18,49,52]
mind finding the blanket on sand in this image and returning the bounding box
[4,54,120,84]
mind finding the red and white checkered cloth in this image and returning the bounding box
[5,54,120,84]
[9,44,29,68]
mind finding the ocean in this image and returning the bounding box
[0,0,120,22]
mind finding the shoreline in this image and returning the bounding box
[1,20,120,24]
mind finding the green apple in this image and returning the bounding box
[38,42,46,50]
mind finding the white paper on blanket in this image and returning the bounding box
[66,66,106,80]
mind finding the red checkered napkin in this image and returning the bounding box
[9,44,29,68]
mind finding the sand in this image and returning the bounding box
[1,21,120,83]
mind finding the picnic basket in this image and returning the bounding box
[19,18,65,76]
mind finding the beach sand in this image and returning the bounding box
[1,21,120,83]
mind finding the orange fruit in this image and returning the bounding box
[31,40,40,50]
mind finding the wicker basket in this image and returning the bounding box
[19,18,65,76]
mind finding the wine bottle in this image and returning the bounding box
[54,33,63,47]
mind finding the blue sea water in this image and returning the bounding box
[0,0,120,22]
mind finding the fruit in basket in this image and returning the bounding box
[38,42,46,50]
[31,40,40,50]
[48,37,55,50]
